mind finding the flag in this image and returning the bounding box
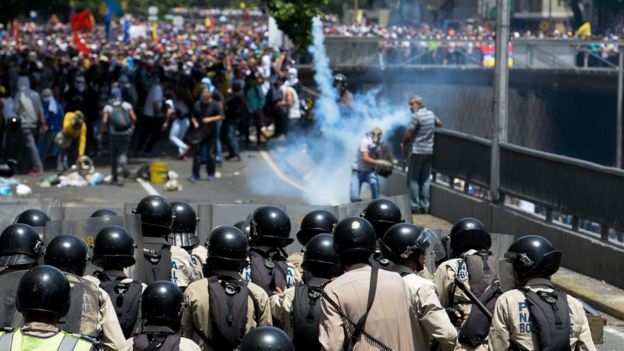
[204,17,213,29]
[70,10,95,32]
[105,0,112,41]
[123,17,130,43]
[108,0,123,16]
[73,32,91,55]
[576,22,591,39]
[151,22,159,42]
[12,20,19,44]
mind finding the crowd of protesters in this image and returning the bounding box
[0,17,306,182]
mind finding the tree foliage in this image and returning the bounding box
[265,0,329,51]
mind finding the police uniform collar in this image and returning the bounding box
[390,264,415,276]
[344,263,369,272]
[22,321,60,334]
[524,278,554,289]
[142,237,170,246]
[461,249,479,257]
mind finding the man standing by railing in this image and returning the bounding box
[402,96,443,214]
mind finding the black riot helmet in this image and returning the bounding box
[44,235,90,276]
[168,201,200,250]
[333,217,376,265]
[207,225,249,272]
[0,223,42,267]
[239,326,294,351]
[381,223,425,265]
[92,226,136,269]
[234,220,251,237]
[505,235,562,278]
[90,209,118,218]
[296,210,338,245]
[134,195,174,237]
[14,209,50,228]
[302,233,342,278]
[16,265,71,318]
[333,73,347,91]
[141,280,185,325]
[448,218,491,258]
[249,206,293,248]
[360,199,405,239]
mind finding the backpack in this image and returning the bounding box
[462,250,498,298]
[110,102,132,132]
[208,275,250,350]
[292,278,328,351]
[96,272,142,338]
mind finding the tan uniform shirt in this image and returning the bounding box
[191,245,208,279]
[270,286,297,338]
[319,264,415,351]
[171,245,198,288]
[66,274,126,351]
[392,265,458,351]
[121,336,201,351]
[488,278,597,351]
[181,277,273,350]
[434,253,476,314]
[286,251,304,276]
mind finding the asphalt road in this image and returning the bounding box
[12,147,624,350]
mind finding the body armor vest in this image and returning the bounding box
[249,249,288,295]
[521,288,572,351]
[208,274,250,351]
[142,243,172,285]
[94,270,142,338]
[58,274,101,338]
[292,277,329,351]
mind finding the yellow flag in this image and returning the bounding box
[576,22,591,39]
[205,17,212,28]
[151,22,159,41]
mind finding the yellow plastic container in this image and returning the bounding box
[150,161,169,184]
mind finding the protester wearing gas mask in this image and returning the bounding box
[350,127,391,202]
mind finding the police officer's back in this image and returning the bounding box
[122,281,200,351]
[133,195,196,288]
[360,199,404,269]
[271,233,342,350]
[488,235,596,351]
[381,223,457,350]
[242,206,301,295]
[287,210,338,275]
[182,225,272,350]
[319,217,415,351]
[0,265,96,351]
[85,226,146,338]
[0,224,42,329]
[167,201,204,279]
[44,234,125,351]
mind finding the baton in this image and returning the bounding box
[454,277,493,321]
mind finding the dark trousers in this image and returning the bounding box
[222,119,240,157]
[137,117,165,153]
[192,131,216,178]
[110,134,130,182]
[243,110,262,146]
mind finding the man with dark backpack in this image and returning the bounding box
[85,226,146,339]
[182,225,272,350]
[99,87,136,186]
[271,234,342,351]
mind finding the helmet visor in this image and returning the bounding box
[416,228,446,262]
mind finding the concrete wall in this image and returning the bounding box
[430,183,624,289]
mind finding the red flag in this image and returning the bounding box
[70,10,95,32]
[12,20,19,44]
[73,32,91,55]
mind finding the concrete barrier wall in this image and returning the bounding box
[430,184,624,289]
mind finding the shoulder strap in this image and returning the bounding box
[57,335,79,351]
[345,267,379,351]
[0,332,14,350]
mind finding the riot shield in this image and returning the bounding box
[43,214,146,282]
[58,207,124,220]
[196,204,280,245]
[336,194,413,224]
[282,205,339,254]
[0,197,61,237]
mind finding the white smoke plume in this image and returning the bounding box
[248,17,411,205]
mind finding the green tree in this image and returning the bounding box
[265,0,330,51]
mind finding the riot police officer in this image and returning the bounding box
[381,223,457,350]
[0,265,96,350]
[14,208,50,228]
[0,223,42,329]
[434,218,497,328]
[182,225,272,350]
[122,281,200,351]
[133,195,196,288]
[239,326,294,351]
[360,198,404,269]
[287,210,338,274]
[271,233,342,350]
[242,206,301,295]
[168,201,205,278]
[44,235,125,351]
[90,208,118,218]
[488,235,596,350]
[85,226,146,338]
[319,217,415,351]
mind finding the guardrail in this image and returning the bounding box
[321,37,622,71]
[432,128,624,244]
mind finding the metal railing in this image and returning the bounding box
[432,129,624,243]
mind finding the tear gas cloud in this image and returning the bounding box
[248,17,411,205]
